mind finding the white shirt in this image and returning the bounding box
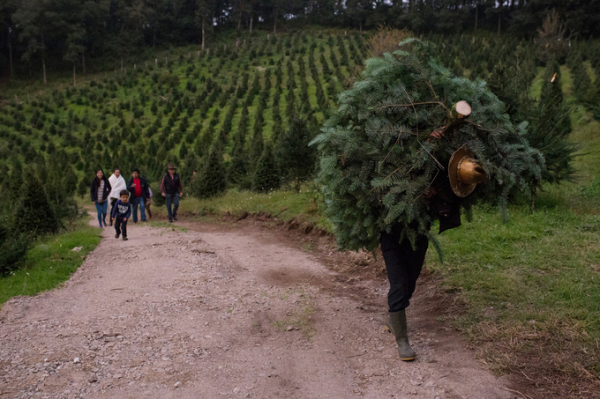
[108,174,127,200]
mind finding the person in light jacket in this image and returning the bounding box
[108,168,127,226]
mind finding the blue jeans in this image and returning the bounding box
[131,196,147,223]
[165,193,179,221]
[95,201,108,227]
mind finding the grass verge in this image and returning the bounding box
[151,186,332,231]
[0,217,102,305]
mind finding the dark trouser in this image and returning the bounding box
[165,193,179,221]
[131,196,147,222]
[380,230,429,312]
[109,198,118,219]
[115,217,128,237]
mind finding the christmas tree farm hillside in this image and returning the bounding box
[311,39,546,254]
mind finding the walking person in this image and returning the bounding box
[111,190,132,241]
[108,168,127,226]
[90,169,112,228]
[126,169,150,223]
[160,164,183,223]
[146,187,153,218]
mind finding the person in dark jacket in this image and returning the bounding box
[382,131,486,362]
[111,190,132,241]
[90,169,112,228]
[160,164,183,223]
[127,168,150,223]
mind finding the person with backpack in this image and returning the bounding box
[160,164,183,223]
[90,169,112,228]
[126,169,150,223]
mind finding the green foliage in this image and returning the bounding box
[228,135,250,188]
[77,177,88,199]
[0,224,29,277]
[312,39,545,253]
[0,219,101,304]
[14,171,59,236]
[526,67,578,184]
[194,145,226,199]
[252,142,280,193]
[275,116,317,188]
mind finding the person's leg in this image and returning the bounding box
[139,197,147,222]
[95,202,103,227]
[115,217,122,238]
[380,231,428,361]
[405,235,429,300]
[109,199,117,226]
[122,220,128,239]
[172,193,180,220]
[132,197,139,223]
[101,201,108,226]
[165,194,173,221]
[381,233,428,312]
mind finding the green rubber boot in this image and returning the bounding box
[385,309,416,361]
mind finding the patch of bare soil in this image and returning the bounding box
[1,217,514,399]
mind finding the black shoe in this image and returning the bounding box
[115,233,120,239]
[122,236,128,241]
[173,216,178,221]
[169,219,173,223]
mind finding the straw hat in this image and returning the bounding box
[448,145,487,198]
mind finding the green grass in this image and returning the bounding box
[0,217,102,305]
[416,63,600,380]
[152,185,332,230]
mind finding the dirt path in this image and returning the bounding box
[0,220,513,399]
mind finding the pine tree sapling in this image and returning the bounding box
[311,39,545,254]
[15,171,59,236]
[252,142,280,193]
[276,116,317,189]
[194,145,226,199]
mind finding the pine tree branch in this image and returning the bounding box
[372,101,444,110]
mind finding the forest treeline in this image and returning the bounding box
[1,0,600,80]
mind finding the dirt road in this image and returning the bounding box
[0,220,513,399]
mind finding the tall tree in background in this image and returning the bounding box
[346,0,370,32]
[0,0,17,78]
[108,0,149,72]
[13,0,52,84]
[195,0,214,50]
[63,18,85,86]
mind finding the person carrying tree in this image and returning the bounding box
[312,40,544,362]
[108,168,127,226]
[126,169,150,223]
[380,129,486,361]
[111,189,132,241]
[160,164,183,223]
[90,169,112,229]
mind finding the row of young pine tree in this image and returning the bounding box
[1,27,597,276]
[0,32,363,193]
[1,32,361,275]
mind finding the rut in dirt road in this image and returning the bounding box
[0,221,511,399]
